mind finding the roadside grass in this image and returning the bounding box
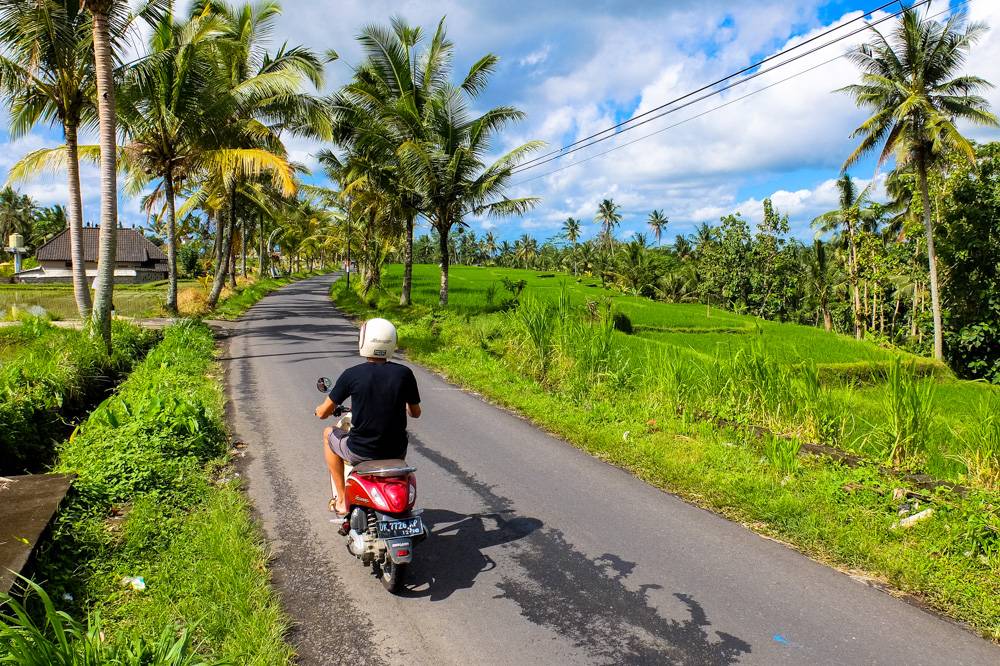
[0,319,156,476]
[18,322,292,663]
[333,267,1000,639]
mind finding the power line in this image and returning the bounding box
[511,0,969,187]
[511,54,845,186]
[514,0,909,172]
[511,0,933,176]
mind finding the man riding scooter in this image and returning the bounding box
[314,318,422,516]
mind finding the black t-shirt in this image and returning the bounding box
[328,361,421,460]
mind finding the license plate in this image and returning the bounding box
[377,517,423,539]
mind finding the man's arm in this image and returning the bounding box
[315,396,337,419]
[407,403,421,418]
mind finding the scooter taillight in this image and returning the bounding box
[381,479,410,512]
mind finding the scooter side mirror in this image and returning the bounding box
[316,377,332,393]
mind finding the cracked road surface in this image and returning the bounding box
[224,274,998,665]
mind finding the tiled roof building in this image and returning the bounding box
[17,226,168,284]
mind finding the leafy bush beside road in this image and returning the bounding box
[21,322,292,663]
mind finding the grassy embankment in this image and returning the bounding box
[334,263,1000,639]
[1,322,292,663]
[0,319,156,476]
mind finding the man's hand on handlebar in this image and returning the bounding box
[315,396,336,419]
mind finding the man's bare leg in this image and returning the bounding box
[323,427,348,514]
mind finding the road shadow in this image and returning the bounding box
[410,435,753,664]
[497,527,752,665]
[401,508,543,601]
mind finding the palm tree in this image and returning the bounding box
[396,70,540,303]
[0,0,96,316]
[514,233,537,269]
[812,174,877,339]
[190,1,325,309]
[0,187,35,246]
[840,7,997,360]
[805,239,837,331]
[117,7,225,314]
[647,209,668,246]
[482,231,498,264]
[595,198,621,252]
[672,234,693,261]
[330,17,446,306]
[561,216,581,275]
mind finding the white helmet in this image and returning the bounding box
[359,318,397,360]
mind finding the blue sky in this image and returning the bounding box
[3,0,999,244]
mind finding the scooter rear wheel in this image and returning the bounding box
[379,559,407,593]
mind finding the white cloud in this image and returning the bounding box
[519,45,550,67]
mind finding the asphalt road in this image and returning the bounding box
[224,274,999,665]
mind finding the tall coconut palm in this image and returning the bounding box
[329,18,452,306]
[79,0,147,348]
[840,7,997,360]
[397,81,540,304]
[189,0,326,309]
[811,174,877,339]
[647,209,668,246]
[595,198,621,252]
[804,239,838,332]
[117,7,225,314]
[482,230,498,263]
[561,216,581,275]
[0,0,97,316]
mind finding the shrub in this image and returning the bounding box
[177,288,209,316]
[880,358,936,465]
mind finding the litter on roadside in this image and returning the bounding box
[121,576,146,591]
[893,508,934,529]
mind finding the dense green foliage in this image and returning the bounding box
[0,578,208,665]
[937,143,1000,383]
[18,322,291,663]
[334,264,1000,638]
[0,319,155,475]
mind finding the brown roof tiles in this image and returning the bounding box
[35,227,167,264]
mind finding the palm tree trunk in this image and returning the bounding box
[847,224,863,340]
[917,157,944,361]
[437,220,450,306]
[258,214,266,277]
[207,196,236,309]
[164,168,178,314]
[87,3,117,351]
[400,215,414,306]
[241,218,248,277]
[64,123,92,318]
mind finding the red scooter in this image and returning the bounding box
[316,377,428,593]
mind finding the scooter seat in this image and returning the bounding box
[352,458,416,477]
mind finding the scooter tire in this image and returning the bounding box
[379,560,407,594]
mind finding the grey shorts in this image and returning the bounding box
[326,428,371,465]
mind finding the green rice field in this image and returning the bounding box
[375,264,1000,485]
